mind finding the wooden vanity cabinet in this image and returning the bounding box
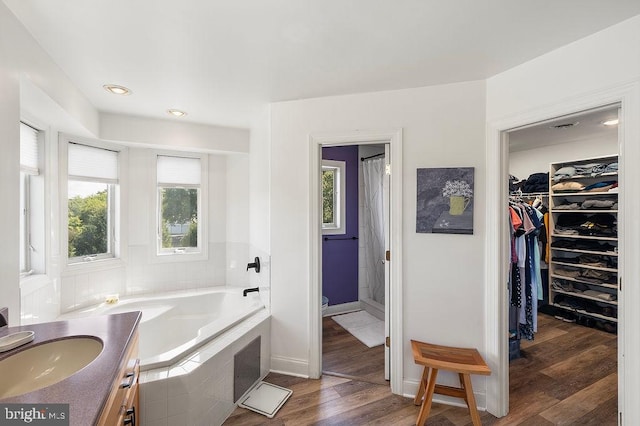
[98,330,140,426]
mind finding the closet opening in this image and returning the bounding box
[504,104,620,424]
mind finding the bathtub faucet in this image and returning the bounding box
[243,287,259,297]
[246,257,261,273]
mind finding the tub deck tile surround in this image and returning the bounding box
[139,309,270,426]
[0,311,141,426]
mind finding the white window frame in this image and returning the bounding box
[154,152,208,261]
[19,121,45,277]
[20,170,31,274]
[60,134,126,269]
[322,159,346,235]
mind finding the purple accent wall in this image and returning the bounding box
[322,146,359,306]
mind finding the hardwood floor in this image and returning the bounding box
[225,313,617,425]
[321,315,386,385]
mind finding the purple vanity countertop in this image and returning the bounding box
[0,311,141,425]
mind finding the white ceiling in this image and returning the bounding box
[508,105,620,153]
[5,1,640,128]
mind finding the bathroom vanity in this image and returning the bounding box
[0,311,141,425]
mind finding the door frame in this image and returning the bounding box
[308,128,403,394]
[485,82,640,419]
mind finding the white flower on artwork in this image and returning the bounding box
[442,180,473,198]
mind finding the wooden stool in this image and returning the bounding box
[411,340,491,426]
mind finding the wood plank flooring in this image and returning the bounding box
[321,315,386,385]
[225,313,617,425]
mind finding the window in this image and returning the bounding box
[67,142,119,263]
[322,159,346,235]
[20,122,44,275]
[157,155,202,255]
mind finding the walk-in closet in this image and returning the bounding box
[505,105,619,424]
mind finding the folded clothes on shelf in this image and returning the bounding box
[552,254,613,268]
[551,239,617,252]
[554,266,615,285]
[553,294,617,318]
[552,181,585,192]
[553,161,617,182]
[554,202,582,210]
[578,254,614,268]
[553,166,576,182]
[555,213,617,237]
[552,256,580,264]
[583,180,617,192]
[520,172,549,193]
[583,289,617,301]
[554,266,582,278]
[580,199,616,209]
[573,162,618,176]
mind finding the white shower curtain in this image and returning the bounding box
[362,157,385,305]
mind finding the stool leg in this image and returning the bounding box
[416,368,438,426]
[458,373,468,405]
[414,367,430,405]
[461,374,482,426]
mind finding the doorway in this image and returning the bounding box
[321,143,389,384]
[504,105,619,423]
[308,129,403,394]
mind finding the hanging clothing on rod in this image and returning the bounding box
[508,195,548,341]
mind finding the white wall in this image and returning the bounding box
[487,16,640,120]
[509,135,618,181]
[487,14,640,421]
[270,81,487,395]
[0,2,99,324]
[248,107,271,310]
[100,113,249,154]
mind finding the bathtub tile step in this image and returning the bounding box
[238,381,292,419]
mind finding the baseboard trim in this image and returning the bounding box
[270,355,309,378]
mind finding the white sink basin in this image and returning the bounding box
[0,337,103,399]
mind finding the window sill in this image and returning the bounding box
[322,228,346,236]
[152,251,208,264]
[62,257,125,275]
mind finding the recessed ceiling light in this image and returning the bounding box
[602,118,619,126]
[103,84,132,96]
[167,109,187,117]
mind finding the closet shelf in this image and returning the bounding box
[552,289,617,306]
[549,154,619,327]
[550,274,617,290]
[552,261,617,273]
[551,234,617,242]
[551,247,618,257]
[551,209,618,214]
[509,191,549,197]
[551,303,618,322]
[551,191,617,197]
[554,171,618,180]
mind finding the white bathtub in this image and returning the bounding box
[58,287,264,371]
